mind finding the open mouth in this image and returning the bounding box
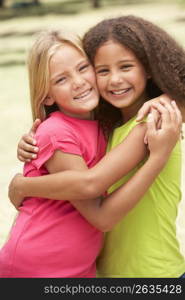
[74,88,92,100]
[110,88,131,95]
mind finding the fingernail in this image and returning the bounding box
[33,140,37,145]
[34,147,39,152]
[136,114,141,121]
[147,113,153,121]
[32,154,37,159]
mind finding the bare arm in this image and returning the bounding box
[12,119,166,233]
[16,94,173,161]
[9,101,181,212]
[9,122,148,205]
[69,103,182,231]
[9,102,181,232]
[10,127,150,232]
[73,152,167,232]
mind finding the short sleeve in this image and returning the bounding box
[32,124,82,170]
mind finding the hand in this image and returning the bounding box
[146,101,182,158]
[136,94,172,122]
[8,173,25,210]
[17,119,41,162]
[143,108,161,144]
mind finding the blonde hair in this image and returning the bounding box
[28,29,86,121]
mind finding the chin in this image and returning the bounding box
[86,100,98,109]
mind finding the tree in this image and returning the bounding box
[0,0,5,8]
[32,0,40,4]
[0,1,41,8]
[91,0,101,8]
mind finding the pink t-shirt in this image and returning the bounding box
[0,111,106,277]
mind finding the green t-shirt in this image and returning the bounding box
[97,116,185,277]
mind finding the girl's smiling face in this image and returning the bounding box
[46,44,99,120]
[94,40,149,119]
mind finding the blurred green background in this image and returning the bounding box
[0,0,185,256]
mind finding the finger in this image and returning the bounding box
[147,113,156,134]
[18,155,32,163]
[171,101,182,128]
[159,99,177,124]
[18,148,37,160]
[136,94,166,122]
[151,108,160,125]
[29,119,41,137]
[17,155,31,163]
[159,94,172,104]
[136,102,151,121]
[144,133,148,144]
[19,139,38,153]
[21,134,37,146]
[151,102,171,126]
[157,118,162,129]
[136,94,173,122]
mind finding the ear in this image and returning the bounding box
[43,96,55,106]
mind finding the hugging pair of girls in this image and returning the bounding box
[1,15,185,278]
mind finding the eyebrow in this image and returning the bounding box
[95,59,135,69]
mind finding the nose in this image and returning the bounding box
[72,73,86,90]
[109,71,123,86]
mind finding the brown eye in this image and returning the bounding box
[96,69,109,75]
[79,64,89,72]
[121,64,132,70]
[56,77,66,84]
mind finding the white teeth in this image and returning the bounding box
[74,89,91,100]
[111,88,130,95]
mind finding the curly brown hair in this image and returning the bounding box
[83,15,185,135]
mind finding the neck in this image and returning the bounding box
[120,93,149,123]
[59,109,94,120]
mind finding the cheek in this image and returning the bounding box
[97,77,106,94]
[133,71,148,88]
[54,86,71,100]
[88,72,97,87]
[85,67,97,84]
